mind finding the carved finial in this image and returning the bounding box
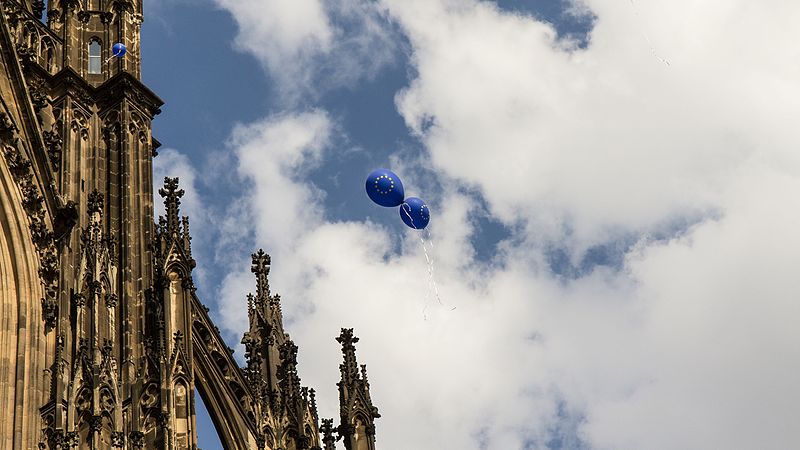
[111,431,125,447]
[158,177,184,234]
[361,364,369,384]
[129,431,144,449]
[83,191,105,252]
[247,293,255,314]
[337,328,380,446]
[251,249,271,302]
[309,388,319,420]
[337,328,359,348]
[279,339,298,368]
[270,293,284,325]
[32,0,45,19]
[320,419,337,450]
[337,328,360,384]
[181,216,193,260]
[87,190,103,216]
[278,339,301,407]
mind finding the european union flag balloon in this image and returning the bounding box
[399,197,430,230]
[112,43,127,58]
[366,169,405,207]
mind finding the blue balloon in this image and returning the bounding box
[399,197,430,230]
[366,169,405,207]
[112,43,127,58]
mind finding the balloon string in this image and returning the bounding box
[425,229,435,249]
[400,204,454,314]
[104,48,137,64]
[419,235,441,305]
[628,0,671,66]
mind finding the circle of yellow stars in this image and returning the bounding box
[373,174,395,195]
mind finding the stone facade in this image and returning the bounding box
[0,0,379,448]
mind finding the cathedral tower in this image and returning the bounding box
[47,0,143,82]
[0,0,380,448]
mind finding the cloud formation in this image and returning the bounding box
[213,0,399,101]
[164,0,800,448]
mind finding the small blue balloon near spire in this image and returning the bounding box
[112,43,127,58]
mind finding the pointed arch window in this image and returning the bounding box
[88,39,102,74]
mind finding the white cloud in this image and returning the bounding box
[164,0,800,448]
[380,0,800,447]
[215,111,333,335]
[213,0,398,100]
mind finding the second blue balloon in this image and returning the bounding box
[399,197,430,229]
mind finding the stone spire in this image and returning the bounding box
[278,339,301,409]
[155,177,195,273]
[320,419,338,450]
[242,249,323,449]
[158,177,184,236]
[243,249,281,411]
[83,189,104,252]
[337,329,360,386]
[336,329,380,450]
[251,249,271,305]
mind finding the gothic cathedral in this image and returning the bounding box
[0,0,380,448]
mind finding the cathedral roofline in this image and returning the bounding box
[47,66,164,116]
[95,70,164,115]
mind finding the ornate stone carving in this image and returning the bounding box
[41,296,58,330]
[319,419,336,450]
[42,130,62,170]
[29,80,48,120]
[53,200,78,243]
[89,414,104,432]
[87,189,103,215]
[158,177,183,234]
[70,108,89,141]
[251,249,271,302]
[105,293,118,308]
[32,0,45,19]
[64,431,79,447]
[128,431,144,449]
[0,112,16,138]
[1,145,60,330]
[76,11,90,24]
[72,292,86,308]
[111,431,125,447]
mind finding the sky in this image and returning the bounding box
[140,0,800,449]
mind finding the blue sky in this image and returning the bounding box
[141,0,800,449]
